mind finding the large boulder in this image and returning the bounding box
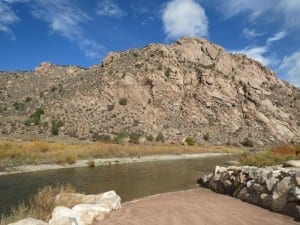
[283,160,300,168]
[49,206,73,225]
[49,217,74,225]
[282,203,300,220]
[8,218,48,225]
[71,204,109,225]
[49,191,121,225]
[288,186,300,202]
[272,176,295,211]
[55,190,121,210]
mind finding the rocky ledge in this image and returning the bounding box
[198,161,300,220]
[9,191,121,225]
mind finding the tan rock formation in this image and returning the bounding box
[0,37,299,145]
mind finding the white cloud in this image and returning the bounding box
[30,0,104,59]
[231,31,286,67]
[242,28,264,39]
[266,31,286,44]
[220,1,300,32]
[231,46,276,67]
[96,0,126,18]
[279,51,300,87]
[162,0,208,40]
[0,1,20,38]
[0,0,104,59]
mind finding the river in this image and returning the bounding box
[0,155,236,215]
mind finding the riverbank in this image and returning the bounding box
[96,188,298,225]
[0,152,231,176]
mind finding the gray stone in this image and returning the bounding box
[214,166,227,174]
[283,160,300,168]
[288,186,300,202]
[239,172,248,184]
[237,187,260,204]
[272,176,295,211]
[266,177,279,192]
[259,193,273,209]
[49,217,75,225]
[197,175,210,187]
[237,187,250,201]
[266,170,281,179]
[233,184,244,198]
[72,204,108,225]
[95,190,121,210]
[253,183,266,193]
[50,206,72,221]
[213,173,221,182]
[220,172,230,182]
[248,168,259,180]
[258,169,272,185]
[8,218,48,225]
[296,170,300,186]
[282,203,300,220]
[246,180,255,189]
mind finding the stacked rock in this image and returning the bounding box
[198,162,300,220]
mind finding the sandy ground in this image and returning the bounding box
[96,188,299,225]
[0,153,227,176]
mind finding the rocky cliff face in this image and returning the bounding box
[0,37,299,145]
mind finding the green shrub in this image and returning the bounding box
[25,96,32,102]
[119,98,128,106]
[156,132,165,143]
[185,137,196,146]
[202,63,215,70]
[51,120,64,136]
[13,102,25,111]
[51,86,57,92]
[242,138,254,147]
[114,132,128,144]
[158,63,163,70]
[203,133,210,141]
[165,68,171,77]
[92,134,111,143]
[129,133,140,144]
[24,108,45,126]
[146,134,154,142]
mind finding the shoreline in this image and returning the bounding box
[0,152,230,176]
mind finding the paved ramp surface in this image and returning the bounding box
[96,188,299,225]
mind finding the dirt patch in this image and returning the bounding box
[96,188,298,225]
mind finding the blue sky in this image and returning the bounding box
[0,0,299,86]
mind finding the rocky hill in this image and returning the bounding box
[0,37,299,145]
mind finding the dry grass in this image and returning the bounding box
[240,145,300,167]
[0,184,75,225]
[0,140,242,168]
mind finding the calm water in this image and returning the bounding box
[0,155,236,215]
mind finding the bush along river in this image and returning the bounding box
[0,154,236,215]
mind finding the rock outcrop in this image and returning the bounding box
[0,37,299,145]
[8,191,121,225]
[198,163,300,220]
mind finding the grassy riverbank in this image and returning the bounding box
[0,184,75,225]
[240,145,300,167]
[0,140,242,169]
